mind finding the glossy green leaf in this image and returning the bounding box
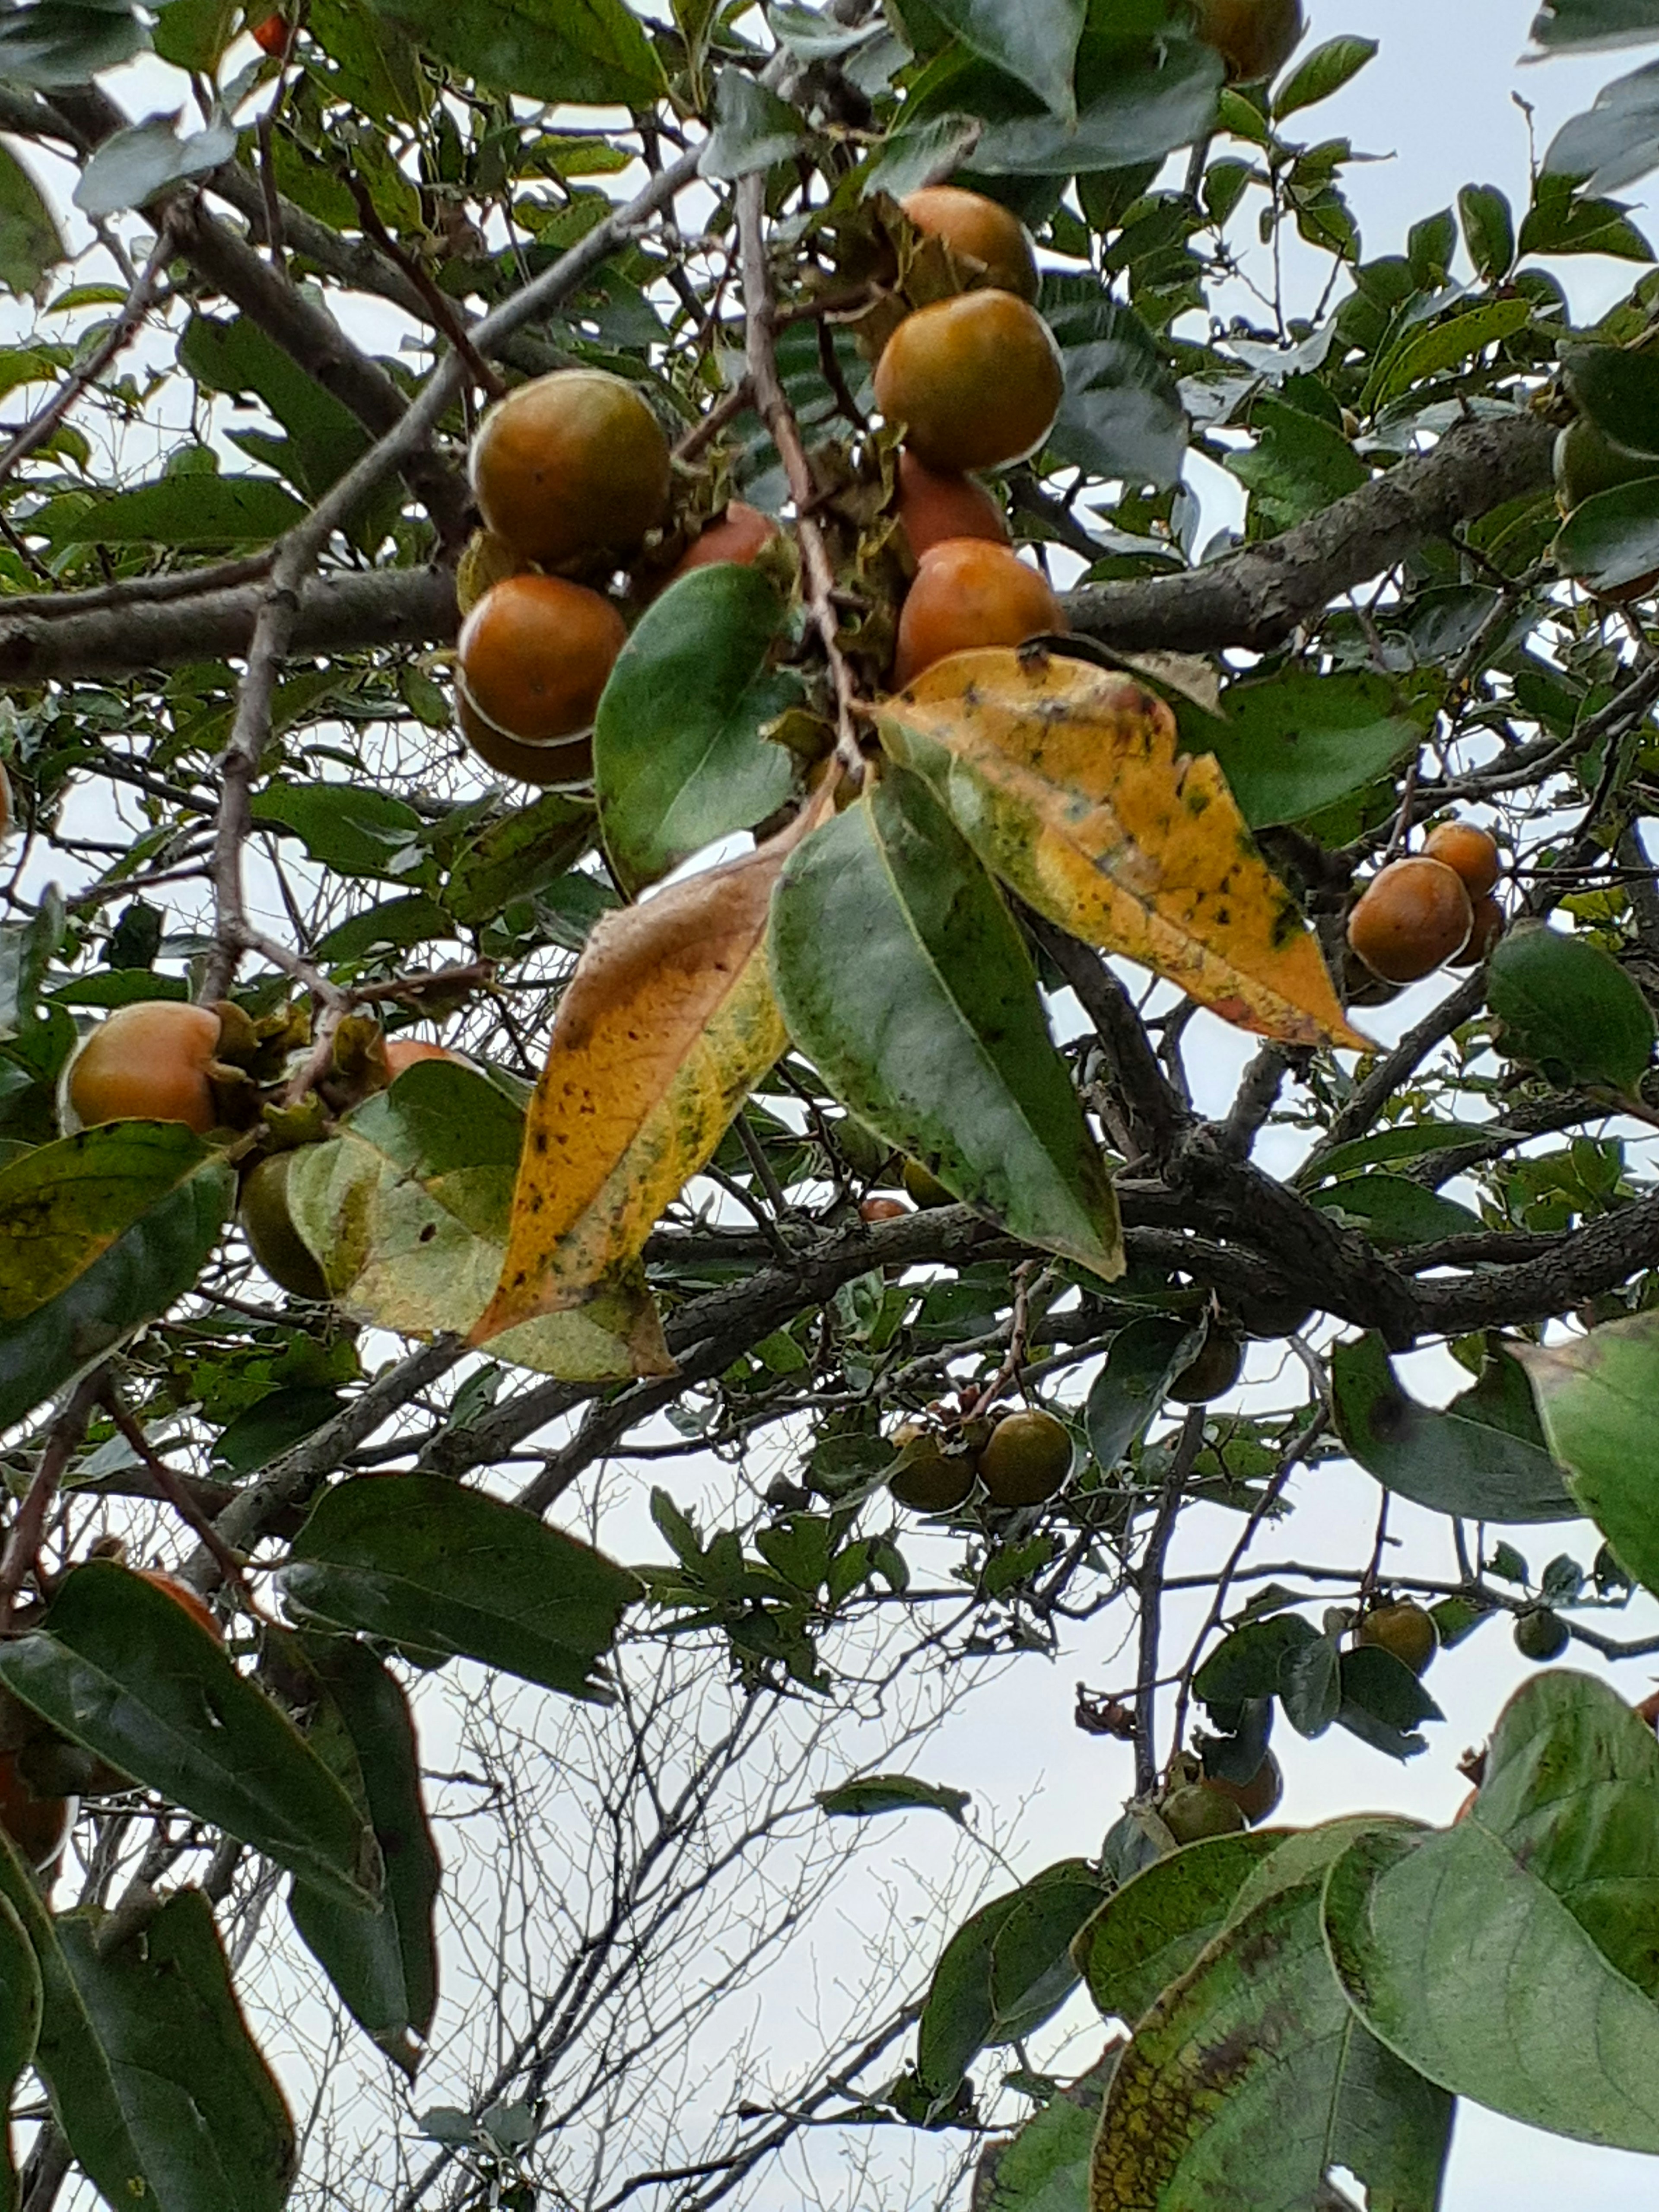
[1272,35,1376,119]
[286,1062,665,1380]
[1457,183,1516,281]
[974,2050,1120,2212]
[1367,298,1534,411]
[595,564,797,891]
[0,883,64,1041]
[1297,1118,1519,1187]
[0,1892,39,2208]
[445,792,594,928]
[1207,682,1414,839]
[1045,287,1186,489]
[966,33,1222,175]
[1325,1671,1659,2151]
[1545,59,1659,192]
[1517,1310,1659,1594]
[917,1861,1105,2101]
[1332,1330,1578,1523]
[1092,1841,1452,2212]
[1335,1644,1443,1761]
[73,115,237,219]
[1192,1612,1317,1710]
[700,68,809,178]
[251,781,426,880]
[212,1386,343,1477]
[51,1890,295,2212]
[1554,468,1659,587]
[0,144,62,296]
[1084,1316,1204,1471]
[35,473,307,549]
[1564,340,1659,454]
[282,1474,640,1698]
[370,0,664,103]
[0,1125,235,1430]
[313,894,452,964]
[1224,397,1367,537]
[1531,0,1659,50]
[1073,1833,1280,2028]
[768,766,1123,1280]
[815,1774,971,1822]
[180,314,369,501]
[288,1637,440,2078]
[1309,1173,1484,1247]
[0,0,146,86]
[1487,920,1656,1095]
[1519,169,1653,257]
[0,1563,378,1909]
[927,0,1083,120]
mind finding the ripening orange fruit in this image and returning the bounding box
[250,9,286,50]
[899,186,1039,301]
[0,1752,70,1871]
[859,1195,909,1223]
[1448,892,1506,970]
[137,1569,222,1640]
[1347,858,1474,985]
[385,1039,464,1075]
[458,573,626,744]
[1193,0,1305,80]
[458,687,595,787]
[469,369,670,567]
[874,292,1064,474]
[893,539,1065,688]
[65,1001,222,1134]
[1422,820,1502,899]
[894,451,1009,562]
[663,502,779,585]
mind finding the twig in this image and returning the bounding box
[1134,1406,1205,1796]
[100,1387,268,1619]
[0,1371,105,1630]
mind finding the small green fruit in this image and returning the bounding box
[888,1430,976,1513]
[1357,1601,1437,1676]
[1170,1330,1244,1405]
[241,1152,329,1301]
[977,1408,1071,1507]
[1160,1783,1247,1845]
[1515,1608,1570,1662]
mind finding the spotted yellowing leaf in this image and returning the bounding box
[878,649,1369,1051]
[474,805,822,1350]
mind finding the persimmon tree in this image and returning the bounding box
[3,0,1659,2206]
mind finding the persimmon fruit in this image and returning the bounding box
[1206,1750,1283,1826]
[469,368,670,567]
[894,452,1009,562]
[874,291,1063,474]
[137,1568,223,1640]
[893,539,1065,687]
[241,1151,330,1302]
[1553,416,1659,513]
[64,1000,222,1134]
[1347,857,1474,985]
[1448,891,1505,969]
[458,688,595,787]
[0,1752,70,1871]
[1193,0,1305,80]
[899,186,1039,301]
[1357,1600,1437,1676]
[1170,1329,1243,1405]
[250,8,287,50]
[1161,1782,1247,1844]
[888,1430,975,1513]
[385,1038,464,1075]
[1423,820,1501,899]
[859,1195,909,1223]
[458,574,626,744]
[1515,1607,1570,1662]
[978,1407,1071,1507]
[664,502,779,585]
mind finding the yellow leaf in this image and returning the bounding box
[474,803,823,1349]
[879,649,1369,1052]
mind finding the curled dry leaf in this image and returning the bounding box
[473,797,829,1352]
[879,648,1369,1051]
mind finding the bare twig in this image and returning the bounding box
[0,1371,106,1630]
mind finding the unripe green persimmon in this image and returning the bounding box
[1357,1600,1437,1676]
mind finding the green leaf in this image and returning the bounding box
[917,1862,1104,2102]
[282,1474,640,1699]
[768,766,1123,1280]
[314,894,452,965]
[1487,920,1656,1095]
[1325,1671,1659,2152]
[287,1062,661,1381]
[29,1886,296,2212]
[0,1,148,89]
[1279,1634,1341,1738]
[287,1637,440,2078]
[0,1892,40,2206]
[34,474,307,549]
[700,69,809,178]
[1531,0,1659,50]
[1309,1173,1484,1248]
[926,0,1084,120]
[1092,1843,1452,2212]
[369,0,664,104]
[595,564,797,891]
[73,114,237,219]
[1044,287,1186,489]
[1564,340,1659,455]
[212,1385,343,1477]
[1180,670,1422,828]
[966,33,1222,176]
[973,2050,1120,2212]
[1553,469,1659,589]
[1296,1119,1519,1187]
[1519,170,1653,259]
[0,144,61,296]
[0,1125,235,1431]
[0,883,64,1041]
[1332,1331,1578,1523]
[1271,34,1376,119]
[1517,1311,1659,1596]
[1336,1645,1442,1761]
[0,1563,377,1906]
[251,781,427,881]
[1365,297,1534,412]
[180,314,369,502]
[1225,395,1369,536]
[815,1774,971,1822]
[1084,1316,1204,1471]
[1073,1834,1280,2028]
[1192,1612,1317,1710]
[445,792,594,928]
[1457,182,1516,280]
[1545,59,1659,193]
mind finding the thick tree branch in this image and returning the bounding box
[1062,411,1557,652]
